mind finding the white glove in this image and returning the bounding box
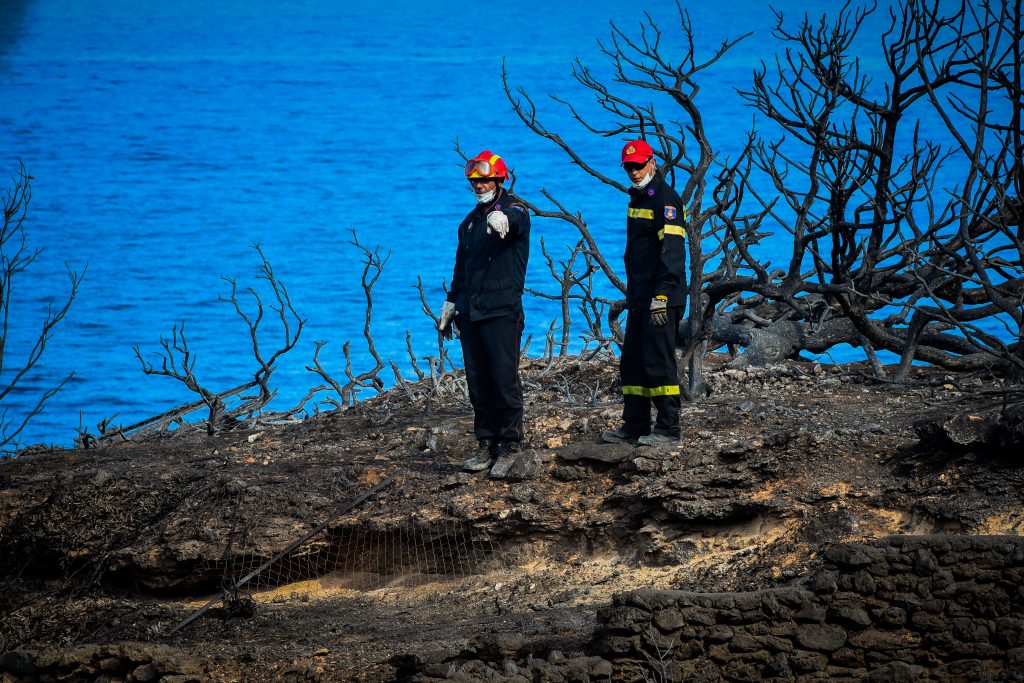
[486,211,509,239]
[438,301,456,339]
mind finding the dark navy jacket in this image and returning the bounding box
[625,172,688,309]
[447,188,531,321]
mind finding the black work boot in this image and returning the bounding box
[637,431,680,447]
[489,440,521,480]
[461,440,496,472]
[600,426,642,445]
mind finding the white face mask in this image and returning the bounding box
[630,171,655,190]
[474,188,497,204]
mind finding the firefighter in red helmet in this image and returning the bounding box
[602,139,688,446]
[438,150,532,478]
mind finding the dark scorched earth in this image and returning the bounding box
[1,353,1023,681]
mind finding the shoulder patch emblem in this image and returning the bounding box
[665,206,677,220]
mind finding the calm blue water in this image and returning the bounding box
[0,0,1003,448]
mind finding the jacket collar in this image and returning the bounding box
[474,186,507,214]
[628,170,664,200]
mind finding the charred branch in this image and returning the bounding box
[134,244,305,436]
[219,243,306,419]
[1,163,83,452]
[305,230,389,408]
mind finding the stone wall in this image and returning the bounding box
[0,643,205,682]
[597,535,1024,681]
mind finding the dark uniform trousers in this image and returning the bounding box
[459,310,525,443]
[621,305,684,437]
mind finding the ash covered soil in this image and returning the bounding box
[1,353,1022,681]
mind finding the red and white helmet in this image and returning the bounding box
[465,150,509,181]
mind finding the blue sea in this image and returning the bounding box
[0,0,1001,448]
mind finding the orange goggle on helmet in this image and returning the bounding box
[465,151,508,180]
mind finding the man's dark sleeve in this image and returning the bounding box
[447,220,466,304]
[654,194,687,299]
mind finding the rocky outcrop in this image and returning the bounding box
[0,642,207,682]
[915,401,1024,457]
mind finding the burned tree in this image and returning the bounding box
[738,0,1022,377]
[132,243,305,436]
[527,236,616,358]
[305,229,390,409]
[0,163,84,453]
[505,0,1022,388]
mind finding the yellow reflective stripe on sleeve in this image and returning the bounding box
[628,208,654,219]
[622,385,681,397]
[656,224,686,240]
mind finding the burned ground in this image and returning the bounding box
[1,353,1022,681]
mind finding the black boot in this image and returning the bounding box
[489,440,521,480]
[461,440,496,472]
[600,426,642,444]
[637,431,680,447]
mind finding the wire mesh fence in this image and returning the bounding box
[0,467,519,646]
[195,473,513,595]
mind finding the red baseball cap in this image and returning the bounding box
[621,139,654,165]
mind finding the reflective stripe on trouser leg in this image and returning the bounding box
[620,306,682,436]
[458,311,525,443]
[645,305,681,435]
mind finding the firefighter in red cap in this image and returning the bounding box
[602,139,688,446]
[438,151,531,478]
